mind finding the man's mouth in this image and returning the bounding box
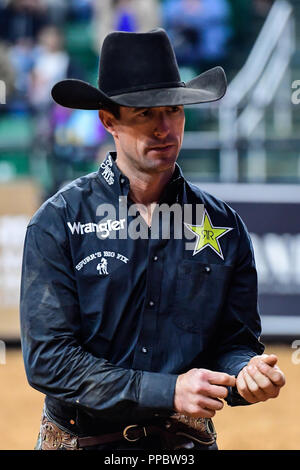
[148,143,176,152]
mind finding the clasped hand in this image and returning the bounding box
[174,354,285,418]
[235,354,285,404]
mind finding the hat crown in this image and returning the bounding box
[98,29,182,96]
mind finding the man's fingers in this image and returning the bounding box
[250,354,278,369]
[236,371,258,403]
[242,368,267,401]
[203,384,230,399]
[261,354,278,367]
[246,364,278,396]
[198,396,224,412]
[256,361,286,387]
[207,371,236,388]
[236,355,285,404]
[174,368,236,418]
[198,409,216,419]
[182,402,217,419]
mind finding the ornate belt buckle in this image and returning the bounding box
[205,418,217,440]
[123,424,147,442]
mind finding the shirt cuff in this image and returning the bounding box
[139,371,178,412]
[226,386,251,406]
[226,360,252,407]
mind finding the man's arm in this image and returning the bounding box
[211,213,267,405]
[20,223,177,421]
[172,211,267,418]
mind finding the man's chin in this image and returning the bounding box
[144,150,178,172]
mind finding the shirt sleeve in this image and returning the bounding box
[211,212,265,406]
[20,221,177,421]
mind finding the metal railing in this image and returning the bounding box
[219,0,295,182]
[182,0,295,182]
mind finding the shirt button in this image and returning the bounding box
[204,266,211,273]
[153,256,158,261]
[142,347,148,354]
[120,177,125,184]
[149,300,155,307]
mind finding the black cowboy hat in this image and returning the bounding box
[51,28,227,110]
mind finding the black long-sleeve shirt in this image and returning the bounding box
[20,152,264,434]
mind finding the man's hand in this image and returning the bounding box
[236,354,286,404]
[174,368,236,418]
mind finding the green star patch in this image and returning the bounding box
[185,209,233,259]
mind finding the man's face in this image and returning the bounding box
[100,105,185,174]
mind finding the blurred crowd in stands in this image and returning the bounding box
[0,0,274,193]
[0,0,275,109]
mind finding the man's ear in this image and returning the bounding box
[98,109,117,137]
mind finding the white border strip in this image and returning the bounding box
[261,315,300,336]
[194,183,300,203]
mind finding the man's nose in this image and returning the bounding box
[153,114,171,138]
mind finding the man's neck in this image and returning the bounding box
[128,170,174,206]
[116,158,174,206]
[115,155,175,227]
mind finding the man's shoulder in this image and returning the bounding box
[186,181,238,217]
[186,182,252,242]
[185,181,251,252]
[28,170,100,229]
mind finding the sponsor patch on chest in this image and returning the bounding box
[75,250,129,275]
[67,219,126,238]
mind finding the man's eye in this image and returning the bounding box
[139,110,149,117]
[170,106,180,112]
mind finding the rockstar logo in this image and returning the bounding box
[185,209,233,259]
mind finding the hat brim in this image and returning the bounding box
[51,66,227,110]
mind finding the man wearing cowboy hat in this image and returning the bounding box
[20,28,285,451]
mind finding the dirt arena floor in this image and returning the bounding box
[0,344,299,450]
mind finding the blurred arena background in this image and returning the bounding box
[0,0,299,450]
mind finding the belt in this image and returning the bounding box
[78,415,216,449]
[78,424,163,447]
[38,411,216,450]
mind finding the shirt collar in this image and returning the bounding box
[97,151,130,197]
[97,151,184,202]
[159,162,184,204]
